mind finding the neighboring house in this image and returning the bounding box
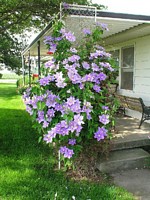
[22,4,150,120]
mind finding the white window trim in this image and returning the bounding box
[118,43,136,93]
[106,43,136,94]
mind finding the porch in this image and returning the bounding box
[112,115,150,151]
[97,115,150,174]
[106,116,150,199]
[21,3,150,89]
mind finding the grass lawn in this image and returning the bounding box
[0,83,135,200]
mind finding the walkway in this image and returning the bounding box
[115,116,150,136]
[112,116,150,200]
[0,79,17,83]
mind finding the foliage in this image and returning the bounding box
[0,73,2,79]
[23,17,118,168]
[0,0,106,73]
[17,85,29,95]
[0,32,23,74]
[0,0,105,34]
[0,83,135,200]
[16,76,29,87]
[16,75,38,94]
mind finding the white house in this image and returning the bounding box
[22,4,150,120]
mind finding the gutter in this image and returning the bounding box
[21,20,53,55]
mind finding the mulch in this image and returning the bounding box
[66,140,112,183]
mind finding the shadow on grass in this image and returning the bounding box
[0,108,60,199]
[0,108,134,200]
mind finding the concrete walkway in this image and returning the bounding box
[112,116,150,150]
[112,169,150,200]
[112,116,150,200]
[115,116,150,137]
[0,79,17,83]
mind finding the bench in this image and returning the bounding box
[115,94,150,128]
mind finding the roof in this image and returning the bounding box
[22,4,150,56]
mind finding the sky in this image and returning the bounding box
[92,0,150,15]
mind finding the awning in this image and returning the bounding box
[22,4,150,56]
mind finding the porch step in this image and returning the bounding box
[96,148,150,173]
[111,134,150,151]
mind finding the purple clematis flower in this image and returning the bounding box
[62,2,70,10]
[60,146,74,159]
[94,127,107,141]
[83,28,91,35]
[64,31,76,42]
[99,114,109,125]
[68,139,76,146]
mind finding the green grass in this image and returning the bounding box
[0,83,135,200]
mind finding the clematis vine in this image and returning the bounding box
[23,16,118,166]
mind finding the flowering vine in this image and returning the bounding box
[23,15,118,167]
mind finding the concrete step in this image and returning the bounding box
[96,148,150,173]
[111,134,150,151]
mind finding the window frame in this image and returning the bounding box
[120,45,135,91]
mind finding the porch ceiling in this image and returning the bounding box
[22,12,150,57]
[104,23,150,46]
[65,15,150,45]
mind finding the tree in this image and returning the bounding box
[0,0,105,34]
[0,32,24,74]
[0,0,105,73]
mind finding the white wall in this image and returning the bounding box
[107,34,150,104]
[106,34,150,120]
[134,35,150,105]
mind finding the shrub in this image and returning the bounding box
[16,76,29,87]
[0,73,3,79]
[17,76,39,94]
[23,19,118,168]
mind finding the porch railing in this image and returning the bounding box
[60,3,98,22]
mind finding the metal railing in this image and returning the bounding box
[60,3,98,22]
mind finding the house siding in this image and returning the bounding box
[106,34,150,121]
[134,35,150,104]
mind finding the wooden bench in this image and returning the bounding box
[115,94,150,128]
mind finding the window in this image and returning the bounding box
[121,46,134,90]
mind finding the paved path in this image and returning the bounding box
[0,79,17,83]
[115,116,150,135]
[112,169,150,200]
[112,116,150,200]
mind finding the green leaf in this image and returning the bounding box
[41,102,45,110]
[38,136,43,143]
